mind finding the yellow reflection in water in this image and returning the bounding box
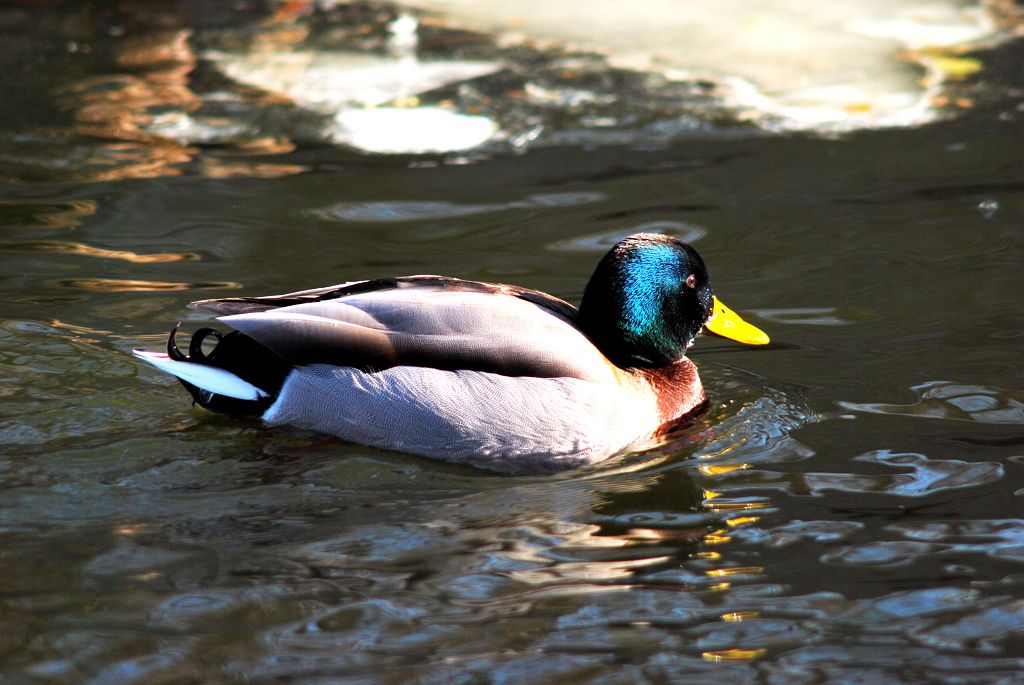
[702,648,766,662]
[698,463,750,476]
[706,499,769,512]
[3,240,199,263]
[704,530,732,545]
[706,566,763,578]
[722,611,759,622]
[922,52,983,80]
[726,516,761,527]
[696,439,746,460]
[49,320,112,336]
[52,278,242,292]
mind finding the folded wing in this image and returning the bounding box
[191,277,612,381]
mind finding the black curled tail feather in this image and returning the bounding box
[168,325,290,417]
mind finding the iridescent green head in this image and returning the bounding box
[578,234,714,368]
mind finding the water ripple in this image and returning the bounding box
[0,198,97,229]
[50,278,243,292]
[312,192,605,223]
[296,523,468,571]
[887,519,1024,564]
[549,221,709,251]
[712,450,1003,498]
[821,518,1024,571]
[689,367,820,469]
[2,239,200,264]
[840,380,1024,425]
[752,306,878,326]
[731,520,865,547]
[910,602,1024,655]
[822,540,946,567]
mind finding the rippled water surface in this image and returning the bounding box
[2,2,1024,683]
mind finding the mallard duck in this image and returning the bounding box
[133,234,768,473]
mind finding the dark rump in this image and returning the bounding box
[166,326,289,416]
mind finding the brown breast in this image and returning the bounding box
[637,358,707,433]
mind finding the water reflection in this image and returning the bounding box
[0,2,310,183]
[0,199,97,229]
[313,191,604,222]
[52,23,200,181]
[711,450,1004,498]
[841,380,1024,425]
[207,7,502,154]
[3,339,1024,682]
[516,2,1012,130]
[2,240,199,264]
[3,0,1020,187]
[51,278,242,292]
[752,306,878,326]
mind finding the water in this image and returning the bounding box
[2,2,1024,683]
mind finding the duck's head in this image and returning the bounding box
[578,233,767,368]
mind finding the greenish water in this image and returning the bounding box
[2,2,1024,683]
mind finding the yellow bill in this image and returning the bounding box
[705,297,770,345]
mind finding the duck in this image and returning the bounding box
[133,233,768,473]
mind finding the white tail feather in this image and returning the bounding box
[132,350,268,401]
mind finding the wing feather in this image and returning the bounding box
[190,276,580,321]
[201,279,610,381]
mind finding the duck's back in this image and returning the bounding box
[195,276,616,383]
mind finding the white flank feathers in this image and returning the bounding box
[132,350,268,401]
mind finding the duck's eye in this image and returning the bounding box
[685,274,697,289]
